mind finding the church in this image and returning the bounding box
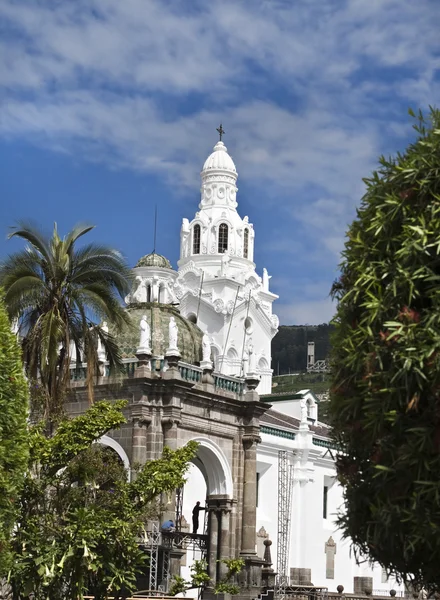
[68,133,404,598]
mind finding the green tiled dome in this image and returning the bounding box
[114,305,203,364]
[135,253,172,269]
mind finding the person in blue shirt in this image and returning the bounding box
[161,519,175,532]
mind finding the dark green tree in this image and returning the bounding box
[330,108,440,591]
[0,290,29,576]
[0,222,132,423]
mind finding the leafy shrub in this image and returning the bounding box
[0,290,29,575]
[330,109,440,590]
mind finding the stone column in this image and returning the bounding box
[161,419,179,522]
[207,504,219,583]
[240,434,260,556]
[219,505,231,579]
[131,418,149,468]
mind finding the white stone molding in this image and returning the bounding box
[97,435,131,480]
[189,436,234,497]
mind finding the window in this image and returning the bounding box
[193,224,201,255]
[146,285,151,303]
[243,228,249,258]
[218,223,228,254]
[323,485,328,519]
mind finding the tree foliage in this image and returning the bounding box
[168,558,244,597]
[0,222,132,423]
[9,401,198,600]
[0,290,29,576]
[329,108,440,590]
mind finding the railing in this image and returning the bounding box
[312,437,338,450]
[214,373,244,395]
[178,362,202,382]
[69,358,245,396]
[70,359,137,381]
[261,425,296,440]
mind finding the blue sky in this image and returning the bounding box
[1,0,439,325]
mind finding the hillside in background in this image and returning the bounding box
[271,324,333,374]
[271,372,330,395]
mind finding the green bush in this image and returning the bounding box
[330,108,440,590]
[0,290,29,575]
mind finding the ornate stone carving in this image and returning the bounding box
[174,284,184,299]
[271,315,279,330]
[325,536,337,579]
[133,276,147,303]
[213,298,224,313]
[178,260,202,278]
[202,244,207,254]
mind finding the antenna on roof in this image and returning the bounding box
[153,204,157,254]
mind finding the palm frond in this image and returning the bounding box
[8,222,53,271]
[64,223,95,255]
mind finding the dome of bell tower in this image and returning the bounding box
[202,141,237,175]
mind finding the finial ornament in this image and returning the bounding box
[216,123,225,141]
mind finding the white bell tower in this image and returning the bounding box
[175,128,279,393]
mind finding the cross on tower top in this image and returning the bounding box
[216,123,225,141]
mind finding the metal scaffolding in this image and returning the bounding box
[276,450,294,600]
[146,521,162,591]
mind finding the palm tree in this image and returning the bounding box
[0,222,132,424]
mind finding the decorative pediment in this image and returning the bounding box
[177,260,202,278]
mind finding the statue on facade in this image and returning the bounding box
[262,268,271,292]
[138,315,151,352]
[97,321,108,374]
[202,333,212,363]
[220,253,230,277]
[168,316,179,351]
[247,341,256,374]
[181,218,190,257]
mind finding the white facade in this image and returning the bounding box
[176,140,279,394]
[255,398,405,593]
[181,397,405,594]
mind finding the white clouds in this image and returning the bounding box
[277,297,336,326]
[1,0,439,324]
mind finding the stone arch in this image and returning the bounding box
[189,437,233,497]
[227,347,239,360]
[211,344,221,370]
[97,435,131,480]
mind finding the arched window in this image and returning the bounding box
[146,285,151,303]
[243,228,249,259]
[193,224,201,255]
[218,223,228,254]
